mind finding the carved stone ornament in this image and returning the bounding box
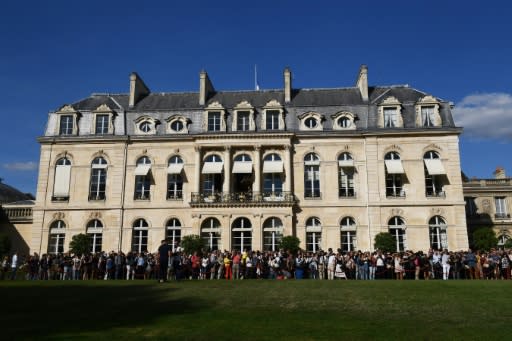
[380,96,401,106]
[89,211,102,219]
[234,100,253,109]
[391,208,403,216]
[53,212,65,220]
[94,104,112,112]
[264,99,282,108]
[430,208,444,216]
[57,105,76,113]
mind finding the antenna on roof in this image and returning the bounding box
[254,65,260,91]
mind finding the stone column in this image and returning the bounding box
[253,145,261,194]
[194,146,201,193]
[223,146,231,194]
[284,145,292,192]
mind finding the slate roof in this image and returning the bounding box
[0,182,34,205]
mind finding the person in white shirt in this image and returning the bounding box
[327,249,337,280]
[10,252,18,280]
[441,250,451,280]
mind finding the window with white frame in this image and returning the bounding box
[89,157,107,201]
[495,197,508,218]
[53,157,72,201]
[202,154,223,197]
[233,154,253,194]
[384,152,404,197]
[201,218,221,251]
[421,106,435,127]
[208,111,222,132]
[383,108,398,128]
[166,218,182,252]
[378,97,402,128]
[388,216,406,252]
[429,216,447,251]
[306,217,322,252]
[134,156,151,200]
[263,217,283,252]
[237,111,251,131]
[266,110,280,130]
[340,217,357,252]
[59,115,74,135]
[263,153,283,199]
[167,156,183,200]
[48,220,66,254]
[304,153,320,198]
[338,152,355,197]
[95,114,110,134]
[416,96,442,127]
[424,151,446,197]
[87,219,103,253]
[232,217,252,252]
[132,219,148,253]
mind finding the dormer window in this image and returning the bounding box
[378,97,403,128]
[262,100,284,131]
[166,115,190,134]
[203,101,227,132]
[232,101,256,132]
[299,111,323,131]
[416,95,442,127]
[331,111,356,130]
[56,105,80,136]
[134,116,158,135]
[93,104,115,135]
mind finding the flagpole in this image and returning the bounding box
[254,64,257,91]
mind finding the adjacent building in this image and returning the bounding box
[463,167,512,247]
[30,66,469,255]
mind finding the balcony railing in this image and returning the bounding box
[339,191,356,199]
[190,191,295,205]
[386,190,406,199]
[304,191,322,200]
[51,196,69,202]
[88,194,106,201]
[134,192,151,201]
[3,207,33,222]
[495,213,511,219]
[426,191,446,198]
[166,191,183,201]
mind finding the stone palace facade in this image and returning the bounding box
[29,65,469,254]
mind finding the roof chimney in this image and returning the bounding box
[355,65,368,102]
[199,70,215,106]
[494,167,506,179]
[129,72,150,108]
[284,67,292,103]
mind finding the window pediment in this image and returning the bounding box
[232,101,256,132]
[55,105,80,136]
[203,102,227,132]
[262,100,285,131]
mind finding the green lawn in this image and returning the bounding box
[1,280,511,340]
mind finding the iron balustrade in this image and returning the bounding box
[190,191,295,204]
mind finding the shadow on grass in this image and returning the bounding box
[0,282,206,338]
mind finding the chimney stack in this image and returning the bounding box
[199,70,215,106]
[355,65,368,102]
[494,167,506,179]
[129,72,150,108]
[284,67,292,103]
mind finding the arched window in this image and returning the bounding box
[340,217,357,251]
[263,153,283,200]
[429,216,447,250]
[87,219,103,253]
[304,153,320,199]
[53,157,72,201]
[338,153,355,198]
[48,220,66,254]
[384,152,405,197]
[263,217,283,251]
[388,216,406,252]
[89,157,107,201]
[424,151,446,197]
[232,217,252,252]
[166,218,182,251]
[201,218,221,251]
[305,217,322,252]
[167,156,184,200]
[202,154,223,199]
[134,157,151,200]
[498,233,510,247]
[132,219,148,253]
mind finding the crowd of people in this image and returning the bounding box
[1,245,512,281]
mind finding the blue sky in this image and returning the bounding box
[1,0,511,194]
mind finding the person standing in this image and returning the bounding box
[441,250,451,280]
[158,240,171,283]
[10,251,18,280]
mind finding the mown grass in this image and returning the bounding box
[1,280,511,340]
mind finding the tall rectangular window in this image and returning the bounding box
[237,111,250,131]
[304,165,320,198]
[495,197,508,218]
[339,169,355,197]
[95,114,109,134]
[266,110,280,130]
[208,112,221,131]
[134,176,151,200]
[167,174,183,200]
[59,115,74,135]
[383,108,397,128]
[89,168,106,200]
[421,106,435,127]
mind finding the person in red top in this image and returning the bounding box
[232,251,241,280]
[190,252,200,280]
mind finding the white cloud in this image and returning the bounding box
[453,93,512,140]
[3,162,38,171]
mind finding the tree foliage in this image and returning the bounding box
[69,233,91,256]
[374,232,396,253]
[180,234,205,254]
[0,233,11,257]
[472,228,498,252]
[279,235,301,255]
